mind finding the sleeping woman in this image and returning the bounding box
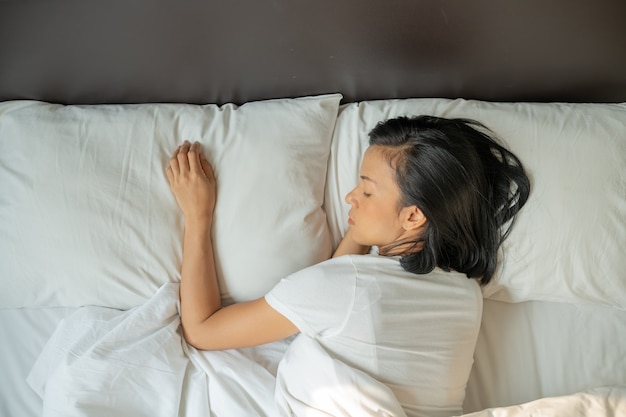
[166,115,531,417]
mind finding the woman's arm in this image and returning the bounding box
[332,228,370,258]
[167,141,298,350]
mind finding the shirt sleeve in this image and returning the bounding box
[265,256,357,338]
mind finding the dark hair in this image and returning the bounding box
[369,115,530,285]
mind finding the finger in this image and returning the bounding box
[169,151,180,176]
[177,141,191,172]
[171,144,181,159]
[199,153,215,181]
[166,164,174,185]
[188,141,203,176]
[179,140,191,153]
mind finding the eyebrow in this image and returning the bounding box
[360,175,377,184]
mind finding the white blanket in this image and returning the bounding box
[27,283,625,417]
[462,387,626,417]
[26,283,405,417]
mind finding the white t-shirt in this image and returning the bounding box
[265,254,482,417]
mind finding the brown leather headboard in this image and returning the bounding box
[1,0,625,105]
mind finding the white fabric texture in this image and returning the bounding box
[464,298,626,413]
[327,100,626,308]
[8,297,625,417]
[0,306,74,417]
[26,283,286,417]
[461,386,626,417]
[266,254,483,417]
[0,94,341,308]
[275,333,408,417]
[26,282,411,417]
[27,284,189,416]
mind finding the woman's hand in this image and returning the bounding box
[166,141,216,224]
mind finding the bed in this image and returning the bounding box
[1,1,625,416]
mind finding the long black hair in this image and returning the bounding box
[369,115,530,285]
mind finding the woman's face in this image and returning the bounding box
[345,145,423,251]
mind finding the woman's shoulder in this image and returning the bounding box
[310,254,404,278]
[332,253,476,278]
[274,255,361,290]
[280,254,396,290]
[347,254,482,299]
[294,254,481,295]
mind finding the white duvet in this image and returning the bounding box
[26,283,406,417]
[462,387,626,417]
[27,283,625,417]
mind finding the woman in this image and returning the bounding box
[166,115,530,416]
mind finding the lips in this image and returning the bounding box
[348,216,355,226]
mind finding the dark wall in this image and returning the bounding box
[1,0,625,104]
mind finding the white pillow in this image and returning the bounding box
[0,94,342,309]
[326,99,626,308]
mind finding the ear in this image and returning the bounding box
[402,206,427,231]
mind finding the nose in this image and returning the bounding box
[345,187,357,207]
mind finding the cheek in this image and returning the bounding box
[367,202,401,231]
[380,204,408,234]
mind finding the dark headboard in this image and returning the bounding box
[1,0,625,105]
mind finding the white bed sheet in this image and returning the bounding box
[464,386,626,417]
[0,306,74,417]
[2,291,625,416]
[464,298,626,413]
[23,283,408,417]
